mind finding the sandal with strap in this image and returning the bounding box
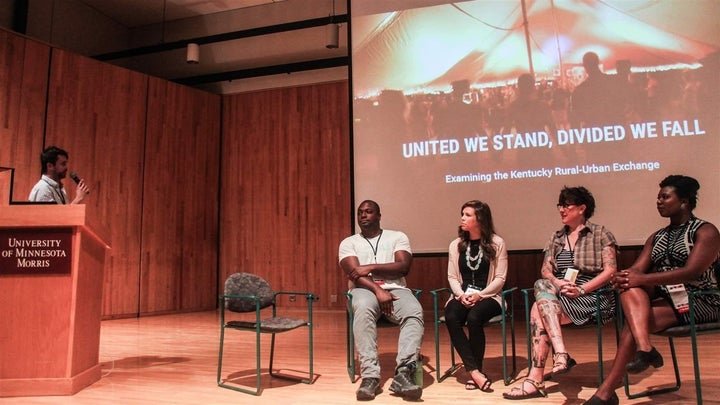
[552,352,577,375]
[465,371,492,392]
[502,378,547,400]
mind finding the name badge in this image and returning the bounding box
[665,283,689,313]
[564,267,579,283]
[465,285,482,295]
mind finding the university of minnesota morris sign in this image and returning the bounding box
[0,228,73,274]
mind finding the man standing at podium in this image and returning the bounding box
[28,146,90,204]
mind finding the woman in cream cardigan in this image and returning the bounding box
[445,200,508,393]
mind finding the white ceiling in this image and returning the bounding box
[64,0,349,93]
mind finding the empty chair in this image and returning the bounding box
[217,272,315,395]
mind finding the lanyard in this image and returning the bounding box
[363,230,383,264]
[43,178,65,204]
[565,232,575,254]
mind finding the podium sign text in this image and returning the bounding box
[0,227,73,274]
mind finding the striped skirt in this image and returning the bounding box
[559,274,616,326]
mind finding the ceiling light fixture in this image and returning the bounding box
[326,0,340,49]
[186,43,200,64]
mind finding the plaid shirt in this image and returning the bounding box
[544,221,617,275]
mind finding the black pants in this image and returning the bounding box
[444,297,502,372]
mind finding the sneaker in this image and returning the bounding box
[356,377,380,401]
[389,366,422,400]
[626,346,664,374]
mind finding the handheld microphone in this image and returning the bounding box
[69,171,89,194]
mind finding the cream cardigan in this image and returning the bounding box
[446,234,508,307]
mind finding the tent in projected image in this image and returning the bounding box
[351,0,719,97]
[349,0,720,253]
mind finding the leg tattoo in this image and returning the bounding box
[530,320,550,369]
[537,299,565,351]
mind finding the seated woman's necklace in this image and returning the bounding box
[465,242,483,271]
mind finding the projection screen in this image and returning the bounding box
[350,0,720,253]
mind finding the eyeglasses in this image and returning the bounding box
[556,203,576,210]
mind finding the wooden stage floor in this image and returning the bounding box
[3,309,718,404]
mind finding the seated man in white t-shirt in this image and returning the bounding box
[338,200,424,401]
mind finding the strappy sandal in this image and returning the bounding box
[502,378,547,400]
[552,352,577,375]
[465,371,492,392]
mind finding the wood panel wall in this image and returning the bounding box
[140,78,221,315]
[0,31,48,201]
[44,48,149,317]
[219,82,351,309]
[1,29,222,317]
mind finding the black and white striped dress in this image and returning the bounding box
[554,249,616,325]
[650,217,720,324]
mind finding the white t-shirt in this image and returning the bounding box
[338,229,412,290]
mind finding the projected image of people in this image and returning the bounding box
[507,73,555,135]
[444,200,507,393]
[571,51,626,128]
[350,0,720,254]
[433,80,484,138]
[585,175,720,405]
[504,187,617,400]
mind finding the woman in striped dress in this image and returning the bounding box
[585,175,720,405]
[504,186,618,400]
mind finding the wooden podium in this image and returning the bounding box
[0,204,110,397]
